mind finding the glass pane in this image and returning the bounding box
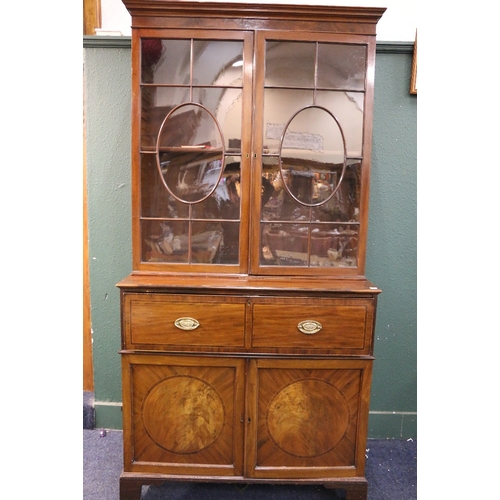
[328,223,360,267]
[191,222,225,263]
[141,153,189,218]
[261,223,309,267]
[311,161,361,223]
[217,221,240,264]
[158,152,223,203]
[317,43,366,90]
[142,39,191,84]
[265,41,316,87]
[192,157,241,220]
[261,157,309,222]
[193,40,244,86]
[261,158,284,221]
[142,220,189,263]
[141,86,187,149]
[193,88,243,151]
[316,91,363,157]
[263,89,314,154]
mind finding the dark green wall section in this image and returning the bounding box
[368,48,417,438]
[84,42,132,429]
[83,38,417,437]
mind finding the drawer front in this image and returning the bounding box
[123,294,246,349]
[251,298,374,354]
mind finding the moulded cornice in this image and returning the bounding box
[121,0,386,25]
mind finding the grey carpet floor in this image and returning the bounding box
[83,429,416,500]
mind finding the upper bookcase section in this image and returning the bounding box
[123,1,385,278]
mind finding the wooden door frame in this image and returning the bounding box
[83,123,94,392]
[83,0,100,392]
[84,0,101,35]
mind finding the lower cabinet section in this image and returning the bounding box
[121,353,373,483]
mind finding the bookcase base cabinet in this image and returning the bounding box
[118,283,378,500]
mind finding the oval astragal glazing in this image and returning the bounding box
[156,103,226,204]
[279,105,347,207]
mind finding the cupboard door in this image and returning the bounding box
[122,354,245,476]
[251,31,376,277]
[135,30,253,273]
[246,358,372,479]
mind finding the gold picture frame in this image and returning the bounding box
[410,33,417,94]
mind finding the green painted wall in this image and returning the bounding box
[83,38,417,438]
[84,40,132,428]
[368,47,417,438]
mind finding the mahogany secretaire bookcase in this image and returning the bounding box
[117,2,385,499]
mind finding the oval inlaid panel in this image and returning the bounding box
[142,375,225,454]
[267,378,350,458]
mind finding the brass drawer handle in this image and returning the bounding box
[174,317,200,331]
[297,320,322,335]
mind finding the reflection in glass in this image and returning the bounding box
[280,106,345,206]
[265,41,316,87]
[262,89,363,158]
[141,219,225,264]
[142,87,243,151]
[158,153,223,203]
[317,43,366,90]
[191,221,225,263]
[261,223,358,268]
[262,161,361,224]
[157,103,224,203]
[141,217,239,264]
[263,89,314,154]
[142,39,191,84]
[314,161,361,222]
[157,103,223,150]
[193,40,244,86]
[316,91,363,156]
[141,153,189,219]
[217,221,240,264]
[260,39,367,269]
[193,158,241,220]
[262,171,311,223]
[142,220,189,263]
[141,38,245,87]
[194,88,243,151]
[139,38,244,267]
